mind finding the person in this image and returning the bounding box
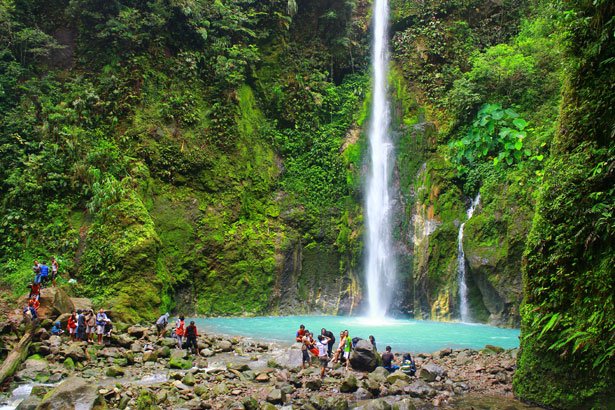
[156,312,170,337]
[316,334,331,378]
[301,330,312,369]
[296,324,306,342]
[175,315,185,349]
[104,319,113,344]
[369,335,377,351]
[331,330,346,363]
[50,257,59,287]
[401,353,416,376]
[32,260,41,284]
[23,304,37,321]
[28,282,41,300]
[85,309,96,343]
[77,310,87,341]
[382,346,399,372]
[321,328,336,358]
[184,320,199,355]
[29,297,40,312]
[343,330,352,370]
[39,262,49,286]
[51,321,64,335]
[96,309,108,345]
[67,312,77,342]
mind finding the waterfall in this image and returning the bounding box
[365,0,395,318]
[458,194,480,323]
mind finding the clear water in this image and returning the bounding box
[365,0,396,318]
[193,316,519,353]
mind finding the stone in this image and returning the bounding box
[354,387,373,400]
[172,380,192,391]
[266,388,285,405]
[255,372,270,382]
[392,399,418,410]
[169,357,193,369]
[171,349,187,360]
[309,394,327,409]
[363,378,381,395]
[143,350,158,362]
[212,382,229,396]
[115,333,134,348]
[340,374,359,393]
[419,363,445,382]
[157,346,171,358]
[37,377,103,409]
[201,348,214,357]
[65,344,87,362]
[229,362,250,372]
[218,340,233,352]
[406,380,436,398]
[127,325,147,338]
[437,347,453,358]
[183,373,196,386]
[37,287,75,319]
[105,365,125,377]
[63,357,75,371]
[15,395,41,410]
[304,378,322,391]
[362,399,392,410]
[48,335,62,349]
[242,397,259,410]
[390,379,410,395]
[485,344,505,354]
[326,397,349,410]
[259,404,277,410]
[156,390,167,404]
[349,339,378,372]
[15,358,49,381]
[387,370,411,384]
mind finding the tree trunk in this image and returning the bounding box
[0,326,33,385]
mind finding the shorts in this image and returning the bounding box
[343,351,350,359]
[319,357,329,368]
[156,323,165,333]
[69,328,75,335]
[86,325,95,334]
[302,349,309,363]
[96,325,105,335]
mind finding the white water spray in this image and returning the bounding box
[366,0,395,318]
[458,194,480,323]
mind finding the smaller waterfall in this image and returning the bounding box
[458,194,480,323]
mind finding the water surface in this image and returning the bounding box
[194,316,519,353]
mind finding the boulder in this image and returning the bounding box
[169,357,192,369]
[362,399,392,410]
[304,378,322,391]
[340,374,359,393]
[105,365,125,377]
[37,287,75,319]
[170,349,187,360]
[484,344,505,354]
[15,357,49,381]
[64,343,87,362]
[71,298,93,312]
[37,377,103,410]
[386,370,411,384]
[392,399,418,410]
[127,325,147,338]
[15,395,41,410]
[143,350,158,362]
[326,397,349,410]
[406,380,436,398]
[349,339,378,372]
[419,363,445,382]
[182,373,196,386]
[369,367,389,384]
[201,348,214,357]
[266,388,285,405]
[218,340,233,352]
[437,347,453,358]
[354,387,373,400]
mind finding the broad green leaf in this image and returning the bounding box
[513,118,528,130]
[515,140,523,150]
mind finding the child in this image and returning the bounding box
[51,321,64,335]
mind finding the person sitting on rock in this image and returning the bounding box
[184,320,199,355]
[369,335,377,351]
[295,324,306,343]
[51,321,64,335]
[156,312,170,337]
[27,282,41,300]
[175,315,185,349]
[331,330,346,364]
[382,346,399,373]
[400,353,416,376]
[67,311,77,342]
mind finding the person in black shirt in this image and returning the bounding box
[321,328,336,357]
[382,345,399,372]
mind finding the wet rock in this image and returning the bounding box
[485,344,505,354]
[354,387,373,400]
[155,390,167,404]
[363,378,381,395]
[15,395,41,410]
[201,348,214,357]
[212,382,229,396]
[309,394,327,409]
[386,370,411,384]
[362,398,392,410]
[229,362,250,372]
[392,398,417,410]
[65,343,87,362]
[37,376,103,410]
[172,380,192,391]
[255,372,270,383]
[349,339,378,372]
[218,340,233,352]
[143,350,158,362]
[242,397,259,410]
[437,347,452,358]
[305,378,322,391]
[390,379,410,395]
[15,357,49,381]
[157,346,171,358]
[183,373,196,386]
[171,349,187,360]
[340,374,359,393]
[327,396,349,410]
[266,388,285,404]
[419,363,445,382]
[406,380,436,398]
[105,365,125,377]
[169,357,193,369]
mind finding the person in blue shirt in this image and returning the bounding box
[39,262,49,286]
[51,322,64,335]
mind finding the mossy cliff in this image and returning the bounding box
[513,1,615,408]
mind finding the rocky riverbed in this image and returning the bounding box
[0,320,543,410]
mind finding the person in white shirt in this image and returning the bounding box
[316,334,331,378]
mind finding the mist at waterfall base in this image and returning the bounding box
[365,0,396,319]
[194,316,519,353]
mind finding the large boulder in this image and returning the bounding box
[349,339,378,371]
[419,362,445,382]
[14,357,49,381]
[37,377,104,410]
[37,287,75,319]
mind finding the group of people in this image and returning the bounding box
[156,313,200,355]
[63,308,112,345]
[295,324,416,378]
[23,258,60,321]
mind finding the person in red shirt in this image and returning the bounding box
[67,312,77,342]
[295,324,306,342]
[29,297,40,311]
[175,315,185,349]
[28,283,41,300]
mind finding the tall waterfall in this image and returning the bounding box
[458,194,481,322]
[365,0,395,318]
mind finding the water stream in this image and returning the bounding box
[458,194,481,323]
[365,0,396,318]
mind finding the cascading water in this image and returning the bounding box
[365,0,396,319]
[458,194,481,323]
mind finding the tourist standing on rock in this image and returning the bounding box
[184,320,199,355]
[68,311,77,342]
[96,308,108,345]
[156,312,170,337]
[39,261,49,286]
[382,346,399,373]
[369,335,377,351]
[175,315,185,349]
[316,334,331,378]
[104,318,113,344]
[27,281,41,300]
[296,324,306,342]
[343,330,352,370]
[321,328,335,358]
[301,331,312,369]
[85,309,95,343]
[51,257,59,287]
[77,310,87,341]
[32,260,41,284]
